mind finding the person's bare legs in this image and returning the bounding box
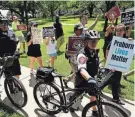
[37,56,43,67]
[50,56,57,68]
[90,96,97,110]
[30,57,36,72]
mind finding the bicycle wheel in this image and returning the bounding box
[33,82,64,115]
[82,100,129,117]
[4,76,28,108]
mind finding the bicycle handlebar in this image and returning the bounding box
[0,52,24,67]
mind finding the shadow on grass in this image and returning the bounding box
[1,97,29,117]
[34,108,57,117]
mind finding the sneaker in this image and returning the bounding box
[30,70,34,75]
[123,75,127,80]
[63,79,69,88]
[112,99,125,105]
[92,111,98,117]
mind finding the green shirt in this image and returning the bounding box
[12,21,23,37]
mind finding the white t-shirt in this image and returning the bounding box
[46,38,56,54]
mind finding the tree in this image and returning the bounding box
[86,2,97,18]
[45,1,61,20]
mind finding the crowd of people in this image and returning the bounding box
[0,11,134,116]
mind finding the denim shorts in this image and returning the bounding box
[49,53,57,57]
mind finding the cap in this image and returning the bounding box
[74,23,84,32]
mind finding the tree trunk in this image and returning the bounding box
[87,5,94,18]
[51,10,54,20]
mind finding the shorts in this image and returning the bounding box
[5,59,21,76]
[49,53,57,57]
[18,35,25,43]
[27,45,42,57]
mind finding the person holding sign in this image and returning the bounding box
[26,22,43,74]
[45,36,57,68]
[105,23,133,105]
[12,16,26,53]
[63,23,84,88]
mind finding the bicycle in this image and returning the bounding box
[33,66,129,117]
[0,52,28,108]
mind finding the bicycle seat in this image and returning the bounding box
[53,72,65,77]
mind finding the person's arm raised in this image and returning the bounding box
[87,15,100,31]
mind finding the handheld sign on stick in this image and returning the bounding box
[121,11,134,25]
[67,37,84,55]
[17,24,27,31]
[43,26,55,38]
[106,6,120,22]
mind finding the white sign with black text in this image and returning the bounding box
[105,36,134,72]
[31,27,43,44]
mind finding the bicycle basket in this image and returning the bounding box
[3,56,14,67]
[36,67,54,82]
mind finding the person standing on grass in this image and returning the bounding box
[53,15,64,53]
[12,16,26,53]
[45,36,57,68]
[26,22,43,74]
[106,23,133,105]
[64,23,84,88]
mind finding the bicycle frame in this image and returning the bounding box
[54,76,86,110]
[36,68,114,114]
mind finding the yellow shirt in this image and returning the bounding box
[12,21,23,37]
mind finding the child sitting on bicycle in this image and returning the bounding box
[73,30,100,116]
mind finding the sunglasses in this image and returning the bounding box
[88,40,99,43]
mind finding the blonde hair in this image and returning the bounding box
[115,24,126,31]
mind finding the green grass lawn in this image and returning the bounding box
[20,16,134,100]
[0,102,23,117]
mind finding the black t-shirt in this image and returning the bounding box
[103,32,114,49]
[53,22,64,39]
[107,35,128,51]
[0,33,16,57]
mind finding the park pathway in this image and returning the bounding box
[0,66,134,117]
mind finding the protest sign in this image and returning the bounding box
[43,26,54,38]
[67,37,84,55]
[121,11,134,25]
[106,6,120,22]
[31,27,43,44]
[17,24,27,31]
[105,36,134,72]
